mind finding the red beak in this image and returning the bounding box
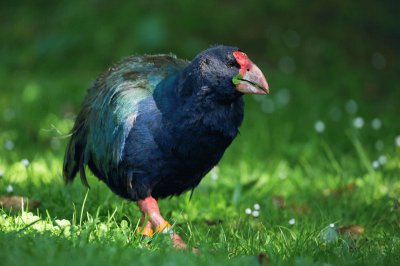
[235,61,269,95]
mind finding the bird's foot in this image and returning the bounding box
[170,233,187,249]
[154,221,187,249]
[137,196,189,250]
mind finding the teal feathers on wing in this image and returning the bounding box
[63,54,188,187]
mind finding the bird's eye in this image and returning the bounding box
[226,60,239,68]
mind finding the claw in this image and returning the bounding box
[170,233,187,249]
[135,226,154,237]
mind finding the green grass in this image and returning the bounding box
[1,1,400,265]
[1,142,399,265]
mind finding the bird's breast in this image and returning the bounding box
[156,114,237,171]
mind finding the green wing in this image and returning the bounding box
[63,54,188,185]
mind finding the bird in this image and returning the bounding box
[63,45,269,248]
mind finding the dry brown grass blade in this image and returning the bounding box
[0,195,40,210]
[337,224,365,236]
[323,182,357,197]
[272,195,285,208]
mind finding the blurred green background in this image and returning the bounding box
[1,0,399,158]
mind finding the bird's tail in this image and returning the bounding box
[63,121,90,188]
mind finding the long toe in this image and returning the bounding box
[170,233,187,249]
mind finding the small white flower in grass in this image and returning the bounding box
[314,120,325,133]
[253,203,260,210]
[288,218,295,225]
[371,118,382,130]
[245,208,252,215]
[378,155,387,165]
[210,166,219,181]
[252,210,260,218]
[6,184,13,193]
[353,117,364,129]
[375,140,384,151]
[396,135,400,147]
[329,223,335,228]
[372,160,380,169]
[21,159,30,167]
[4,140,14,150]
[345,100,358,114]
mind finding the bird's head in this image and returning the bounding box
[187,45,269,101]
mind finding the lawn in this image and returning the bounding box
[1,1,399,265]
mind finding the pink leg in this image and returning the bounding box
[137,196,187,249]
[140,214,152,229]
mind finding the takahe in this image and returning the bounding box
[63,45,269,248]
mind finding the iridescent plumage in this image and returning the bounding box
[63,45,269,248]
